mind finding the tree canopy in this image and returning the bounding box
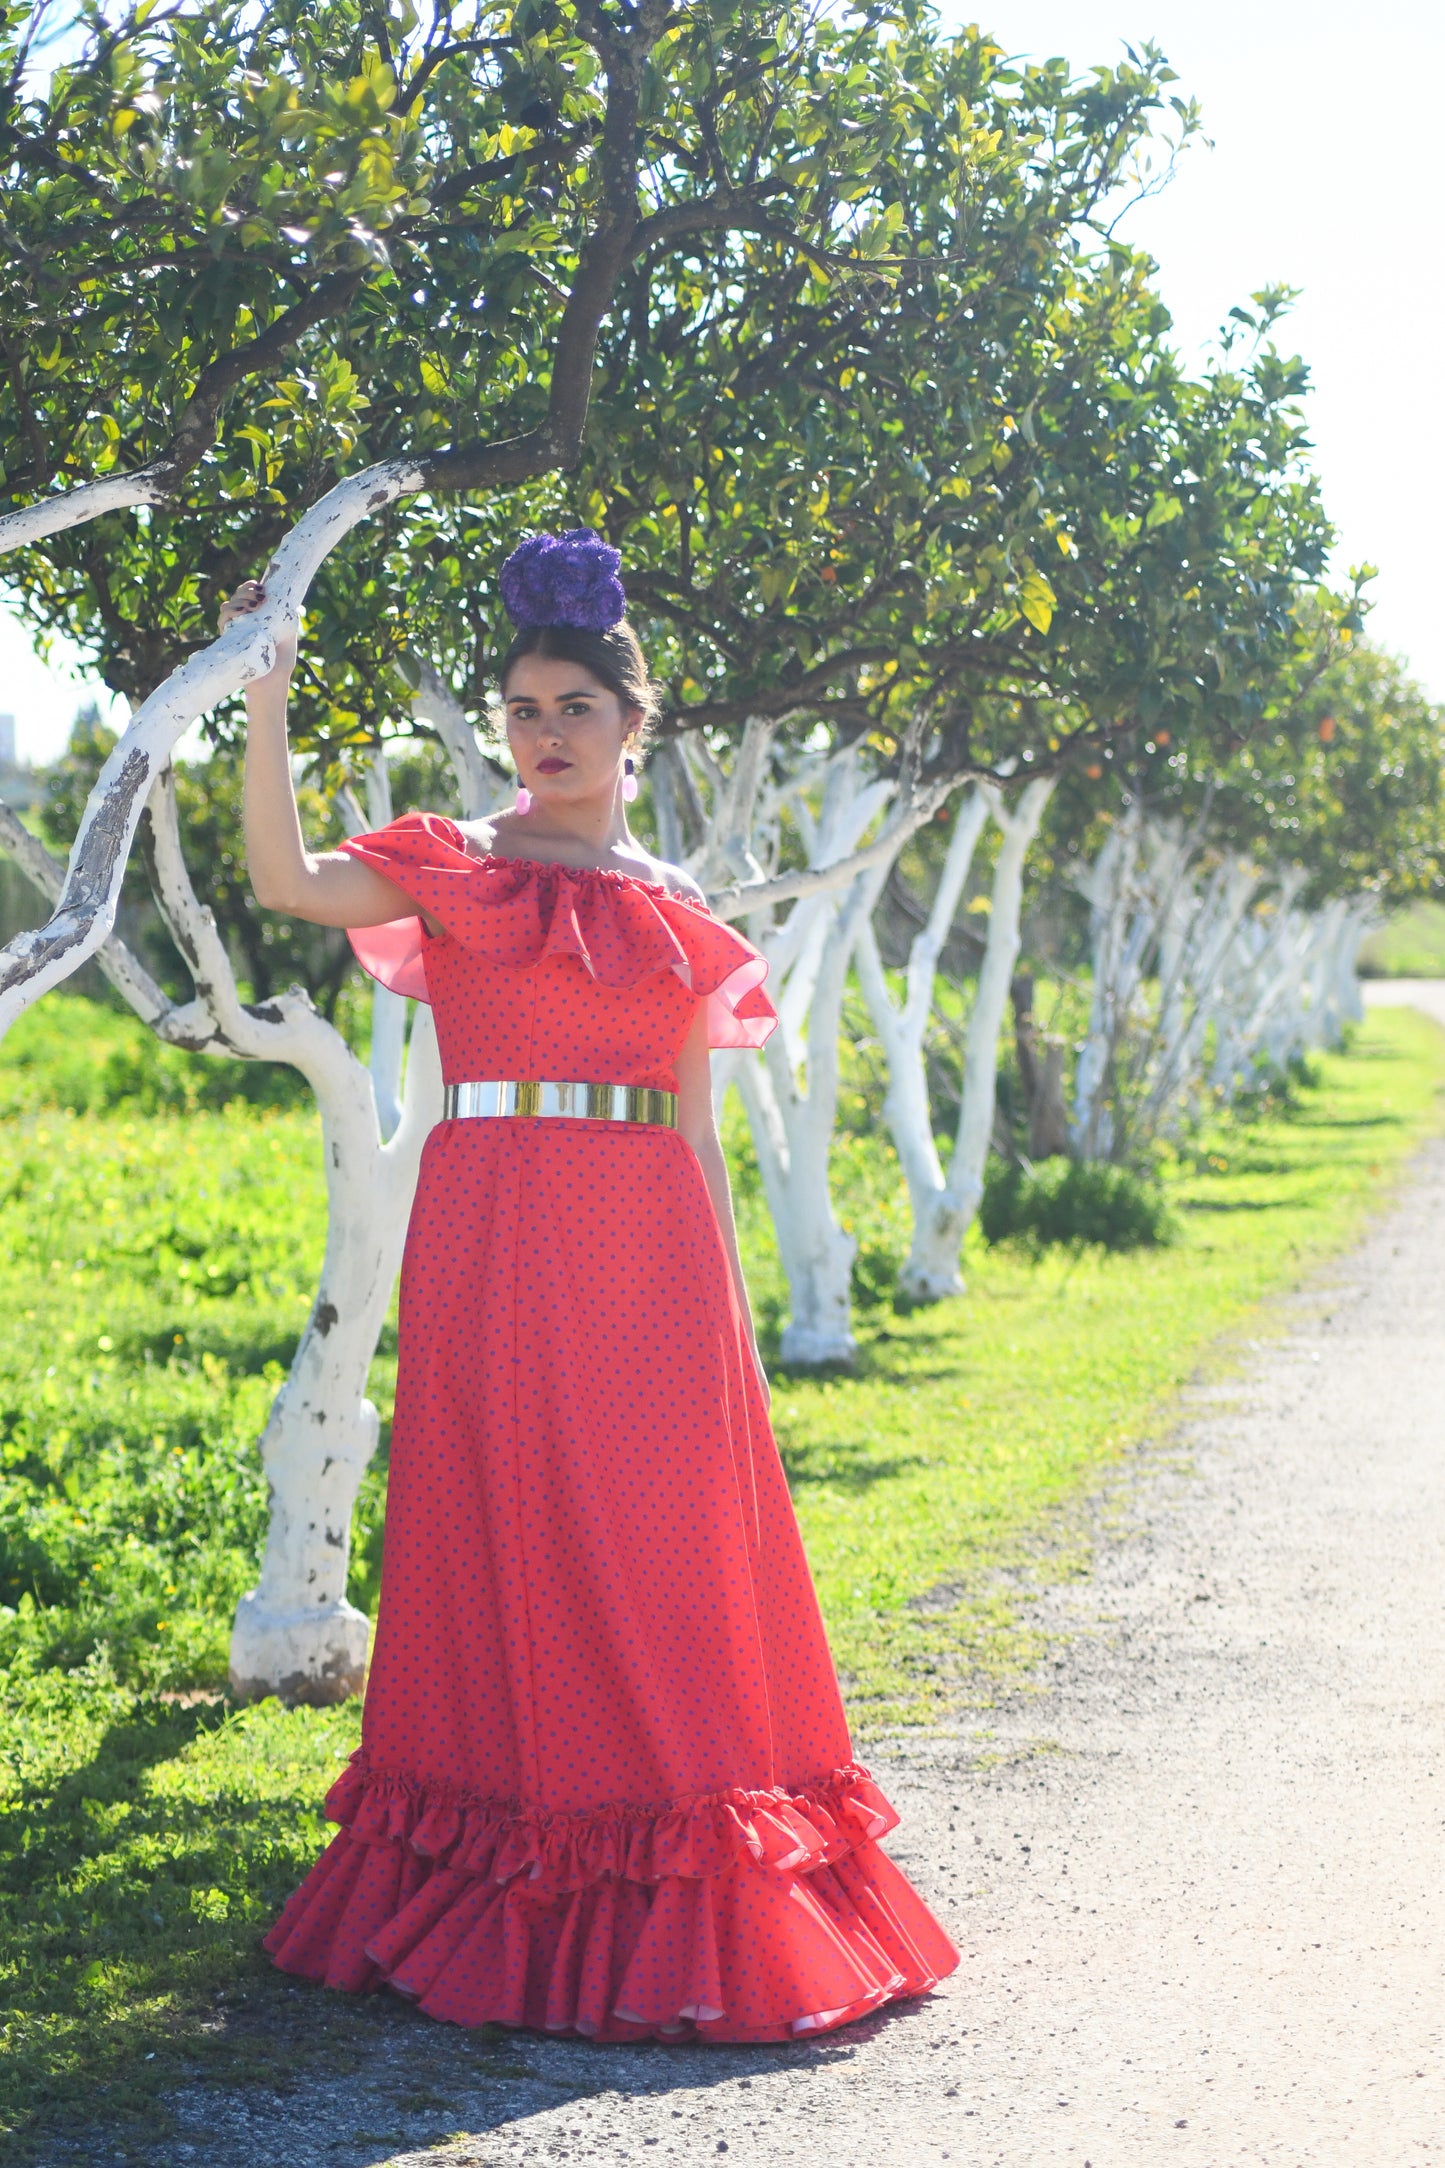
[319,34,1337,818]
[0,0,952,711]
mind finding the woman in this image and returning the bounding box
[233,527,958,2041]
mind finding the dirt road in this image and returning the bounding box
[139,987,1445,2168]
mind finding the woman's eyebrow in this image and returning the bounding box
[505,688,597,705]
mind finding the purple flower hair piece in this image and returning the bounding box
[499,528,626,632]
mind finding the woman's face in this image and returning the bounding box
[502,656,639,808]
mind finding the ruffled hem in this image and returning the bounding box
[263,1757,958,2043]
[321,1752,900,1892]
[339,812,775,1050]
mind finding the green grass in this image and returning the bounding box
[1359,897,1445,979]
[1,992,1443,2153]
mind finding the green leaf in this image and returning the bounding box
[1018,571,1056,634]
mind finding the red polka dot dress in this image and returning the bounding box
[264,811,959,2041]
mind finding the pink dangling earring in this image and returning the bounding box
[620,756,639,804]
[515,785,533,815]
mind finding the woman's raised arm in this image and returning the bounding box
[225,579,427,931]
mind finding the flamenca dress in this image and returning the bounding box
[264,811,959,2041]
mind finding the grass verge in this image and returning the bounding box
[729,1006,1445,1730]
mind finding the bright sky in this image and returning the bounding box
[2,0,1441,766]
[959,0,1445,686]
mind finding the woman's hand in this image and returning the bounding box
[220,578,297,683]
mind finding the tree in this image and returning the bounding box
[5,0,926,1013]
[1172,616,1445,908]
[586,72,1335,1318]
[340,33,1282,1344]
[0,0,948,1681]
[1057,601,1444,1159]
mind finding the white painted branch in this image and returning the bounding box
[705,769,957,922]
[774,763,893,1056]
[700,715,776,890]
[0,798,171,1029]
[0,464,173,555]
[0,453,424,1040]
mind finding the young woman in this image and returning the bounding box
[233,528,958,2041]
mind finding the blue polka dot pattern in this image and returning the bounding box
[263,821,959,2041]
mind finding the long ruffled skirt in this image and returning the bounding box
[264,1120,958,2040]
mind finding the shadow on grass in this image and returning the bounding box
[2,1684,934,2166]
[105,1318,304,1376]
[777,1437,932,1492]
[0,1693,329,2157]
[1178,1196,1304,1215]
[1282,1109,1404,1132]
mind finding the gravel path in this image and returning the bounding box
[143,987,1445,2167]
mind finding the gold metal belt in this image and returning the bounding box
[441,1080,679,1128]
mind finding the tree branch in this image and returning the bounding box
[421,0,670,490]
[706,771,958,921]
[0,267,369,553]
[0,797,174,1028]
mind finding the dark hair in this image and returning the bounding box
[499,620,659,745]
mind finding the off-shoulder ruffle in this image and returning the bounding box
[339,810,775,1050]
[263,1754,957,2043]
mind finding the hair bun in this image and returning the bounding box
[499,528,626,632]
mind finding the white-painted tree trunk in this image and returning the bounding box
[854,790,989,1301]
[1070,810,1378,1158]
[935,777,1055,1267]
[673,713,972,1359]
[230,1011,439,1702]
[682,734,900,1364]
[132,764,442,1699]
[1324,899,1376,1036]
[1071,805,1160,1158]
[855,777,1052,1298]
[3,733,444,1702]
[744,762,898,1365]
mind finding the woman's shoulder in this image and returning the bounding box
[449,818,708,910]
[629,850,708,909]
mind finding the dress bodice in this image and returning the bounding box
[339,813,776,1091]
